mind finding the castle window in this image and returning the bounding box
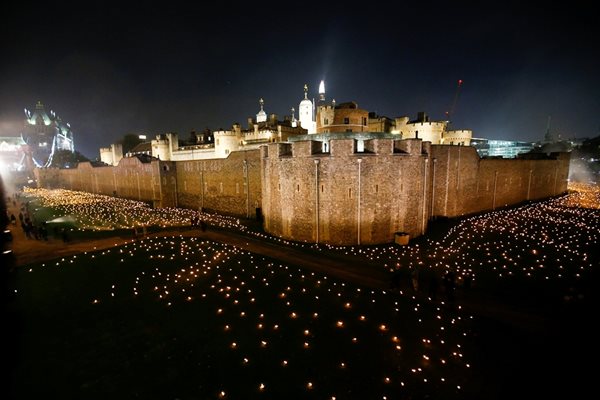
[278,183,281,191]
[297,184,300,192]
[362,117,367,126]
[324,118,329,125]
[321,184,324,193]
[348,188,352,199]
[375,184,378,194]
[356,140,364,152]
[344,117,349,124]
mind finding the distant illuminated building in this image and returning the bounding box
[315,82,369,134]
[215,101,307,157]
[0,135,27,172]
[99,143,124,166]
[367,112,395,133]
[392,112,472,146]
[470,138,535,158]
[22,101,75,167]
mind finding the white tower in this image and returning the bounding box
[299,84,316,134]
[256,98,267,123]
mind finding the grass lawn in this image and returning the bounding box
[8,185,599,399]
[8,236,473,399]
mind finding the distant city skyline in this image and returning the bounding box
[1,2,598,158]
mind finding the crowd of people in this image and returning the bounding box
[6,193,70,243]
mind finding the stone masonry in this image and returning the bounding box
[35,138,570,245]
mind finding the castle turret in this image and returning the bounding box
[291,107,297,128]
[299,84,316,134]
[214,129,240,158]
[398,112,447,144]
[100,143,123,166]
[442,129,472,146]
[256,98,267,123]
[316,100,368,134]
[152,135,171,160]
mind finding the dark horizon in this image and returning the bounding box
[1,2,598,159]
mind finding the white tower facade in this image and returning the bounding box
[299,84,316,134]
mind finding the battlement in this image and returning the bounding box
[446,129,472,135]
[442,129,473,145]
[410,121,446,127]
[214,130,237,137]
[262,138,429,159]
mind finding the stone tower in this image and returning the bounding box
[299,84,316,134]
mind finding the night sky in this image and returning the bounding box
[1,2,598,159]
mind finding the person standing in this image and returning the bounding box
[411,267,420,292]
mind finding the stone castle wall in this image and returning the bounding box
[175,150,261,217]
[430,145,570,218]
[262,139,570,245]
[35,157,178,207]
[35,138,570,245]
[35,150,262,216]
[261,139,432,245]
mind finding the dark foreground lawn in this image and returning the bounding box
[5,236,473,400]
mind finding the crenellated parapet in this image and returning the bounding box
[442,129,473,146]
[262,138,428,159]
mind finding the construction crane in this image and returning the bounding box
[445,79,463,128]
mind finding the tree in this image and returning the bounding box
[49,149,90,168]
[118,134,144,154]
